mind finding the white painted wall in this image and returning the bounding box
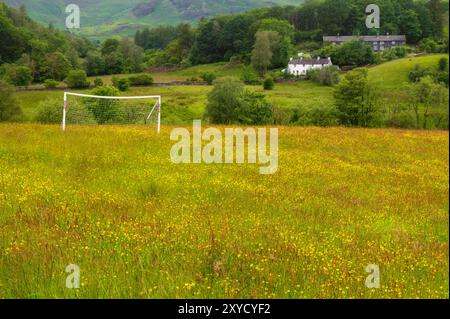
[287,58,333,76]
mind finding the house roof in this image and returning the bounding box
[289,59,331,65]
[323,35,406,42]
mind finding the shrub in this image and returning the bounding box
[35,98,96,124]
[408,65,435,83]
[438,57,448,72]
[263,76,274,90]
[86,86,121,124]
[0,80,22,122]
[128,74,154,86]
[200,73,217,85]
[206,77,273,124]
[240,66,260,85]
[12,66,33,86]
[187,77,199,82]
[65,70,90,89]
[381,46,409,62]
[236,91,273,125]
[292,104,339,127]
[112,77,130,92]
[44,79,59,89]
[34,99,63,123]
[307,66,340,86]
[0,64,33,87]
[328,40,375,66]
[418,38,444,53]
[93,78,104,87]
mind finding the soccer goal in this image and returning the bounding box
[62,92,162,133]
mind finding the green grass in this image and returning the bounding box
[88,62,244,84]
[17,54,448,124]
[0,124,447,298]
[368,54,449,89]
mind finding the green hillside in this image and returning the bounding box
[4,0,302,38]
[368,54,449,89]
[16,54,448,125]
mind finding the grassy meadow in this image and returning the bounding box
[2,54,448,299]
[16,54,448,123]
[0,124,448,298]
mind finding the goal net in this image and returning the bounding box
[62,92,162,133]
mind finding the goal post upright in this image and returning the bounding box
[62,92,162,133]
[62,92,67,131]
[157,95,161,134]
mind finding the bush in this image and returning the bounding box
[128,74,154,86]
[65,70,90,89]
[200,72,217,85]
[35,98,96,124]
[292,104,339,127]
[34,99,63,123]
[112,77,130,92]
[206,77,273,124]
[307,66,340,86]
[93,78,104,87]
[326,40,375,66]
[438,57,448,72]
[86,86,121,124]
[408,64,435,83]
[0,64,33,87]
[263,76,274,90]
[0,80,22,122]
[381,46,409,62]
[12,66,33,86]
[240,66,260,85]
[418,38,445,53]
[236,91,273,125]
[44,79,59,89]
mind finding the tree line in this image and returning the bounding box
[135,0,448,70]
[0,0,448,87]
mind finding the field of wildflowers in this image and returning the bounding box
[0,124,448,298]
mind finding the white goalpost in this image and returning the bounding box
[62,92,162,133]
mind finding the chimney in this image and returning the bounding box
[317,56,320,60]
[386,32,390,39]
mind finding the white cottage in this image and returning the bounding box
[286,57,333,76]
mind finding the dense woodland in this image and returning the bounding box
[0,0,449,86]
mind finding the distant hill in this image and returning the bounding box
[4,0,302,39]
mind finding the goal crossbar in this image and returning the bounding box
[63,92,162,133]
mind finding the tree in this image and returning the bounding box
[428,0,444,38]
[331,40,375,66]
[251,31,273,76]
[0,80,22,121]
[307,66,340,86]
[41,52,71,81]
[65,69,90,89]
[334,68,380,127]
[1,64,32,86]
[118,38,144,73]
[101,39,120,56]
[206,77,273,124]
[408,76,448,129]
[399,10,422,44]
[85,51,105,76]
